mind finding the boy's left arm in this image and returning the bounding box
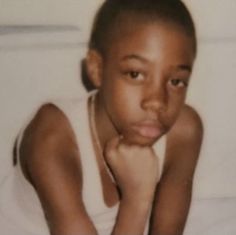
[149,105,203,235]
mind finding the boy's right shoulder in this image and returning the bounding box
[19,103,85,214]
[20,102,79,170]
[27,103,70,140]
[34,102,66,127]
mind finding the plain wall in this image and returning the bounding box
[0,0,236,199]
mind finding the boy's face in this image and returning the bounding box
[92,20,195,146]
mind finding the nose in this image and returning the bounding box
[141,82,168,115]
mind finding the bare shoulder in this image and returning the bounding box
[20,103,80,184]
[22,103,75,144]
[164,104,204,174]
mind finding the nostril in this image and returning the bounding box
[141,97,167,114]
[142,89,167,110]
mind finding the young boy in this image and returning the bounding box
[0,1,203,235]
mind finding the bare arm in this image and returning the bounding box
[112,196,153,235]
[149,105,203,235]
[105,138,160,235]
[20,104,98,235]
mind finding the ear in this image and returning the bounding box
[85,50,103,88]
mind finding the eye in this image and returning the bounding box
[125,71,145,81]
[169,79,188,88]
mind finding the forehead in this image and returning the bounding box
[105,17,195,64]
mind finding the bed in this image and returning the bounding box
[0,25,235,235]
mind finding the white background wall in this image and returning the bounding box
[0,0,235,199]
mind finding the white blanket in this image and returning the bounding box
[184,197,236,235]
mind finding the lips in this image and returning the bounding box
[132,121,164,139]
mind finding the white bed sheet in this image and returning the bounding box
[1,188,236,235]
[184,197,236,235]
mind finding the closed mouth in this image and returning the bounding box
[132,121,165,139]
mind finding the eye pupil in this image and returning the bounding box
[172,79,180,85]
[130,71,139,78]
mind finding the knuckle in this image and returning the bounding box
[118,144,127,154]
[105,147,116,159]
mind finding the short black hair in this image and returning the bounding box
[89,0,197,56]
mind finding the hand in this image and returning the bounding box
[104,136,159,202]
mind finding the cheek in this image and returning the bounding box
[168,87,187,106]
[110,85,140,119]
[166,92,186,124]
[103,81,142,128]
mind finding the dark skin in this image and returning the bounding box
[19,19,203,235]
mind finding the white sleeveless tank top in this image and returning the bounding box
[0,91,166,235]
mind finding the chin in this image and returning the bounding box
[123,133,161,147]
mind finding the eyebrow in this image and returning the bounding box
[177,65,192,73]
[121,54,192,72]
[121,54,149,63]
